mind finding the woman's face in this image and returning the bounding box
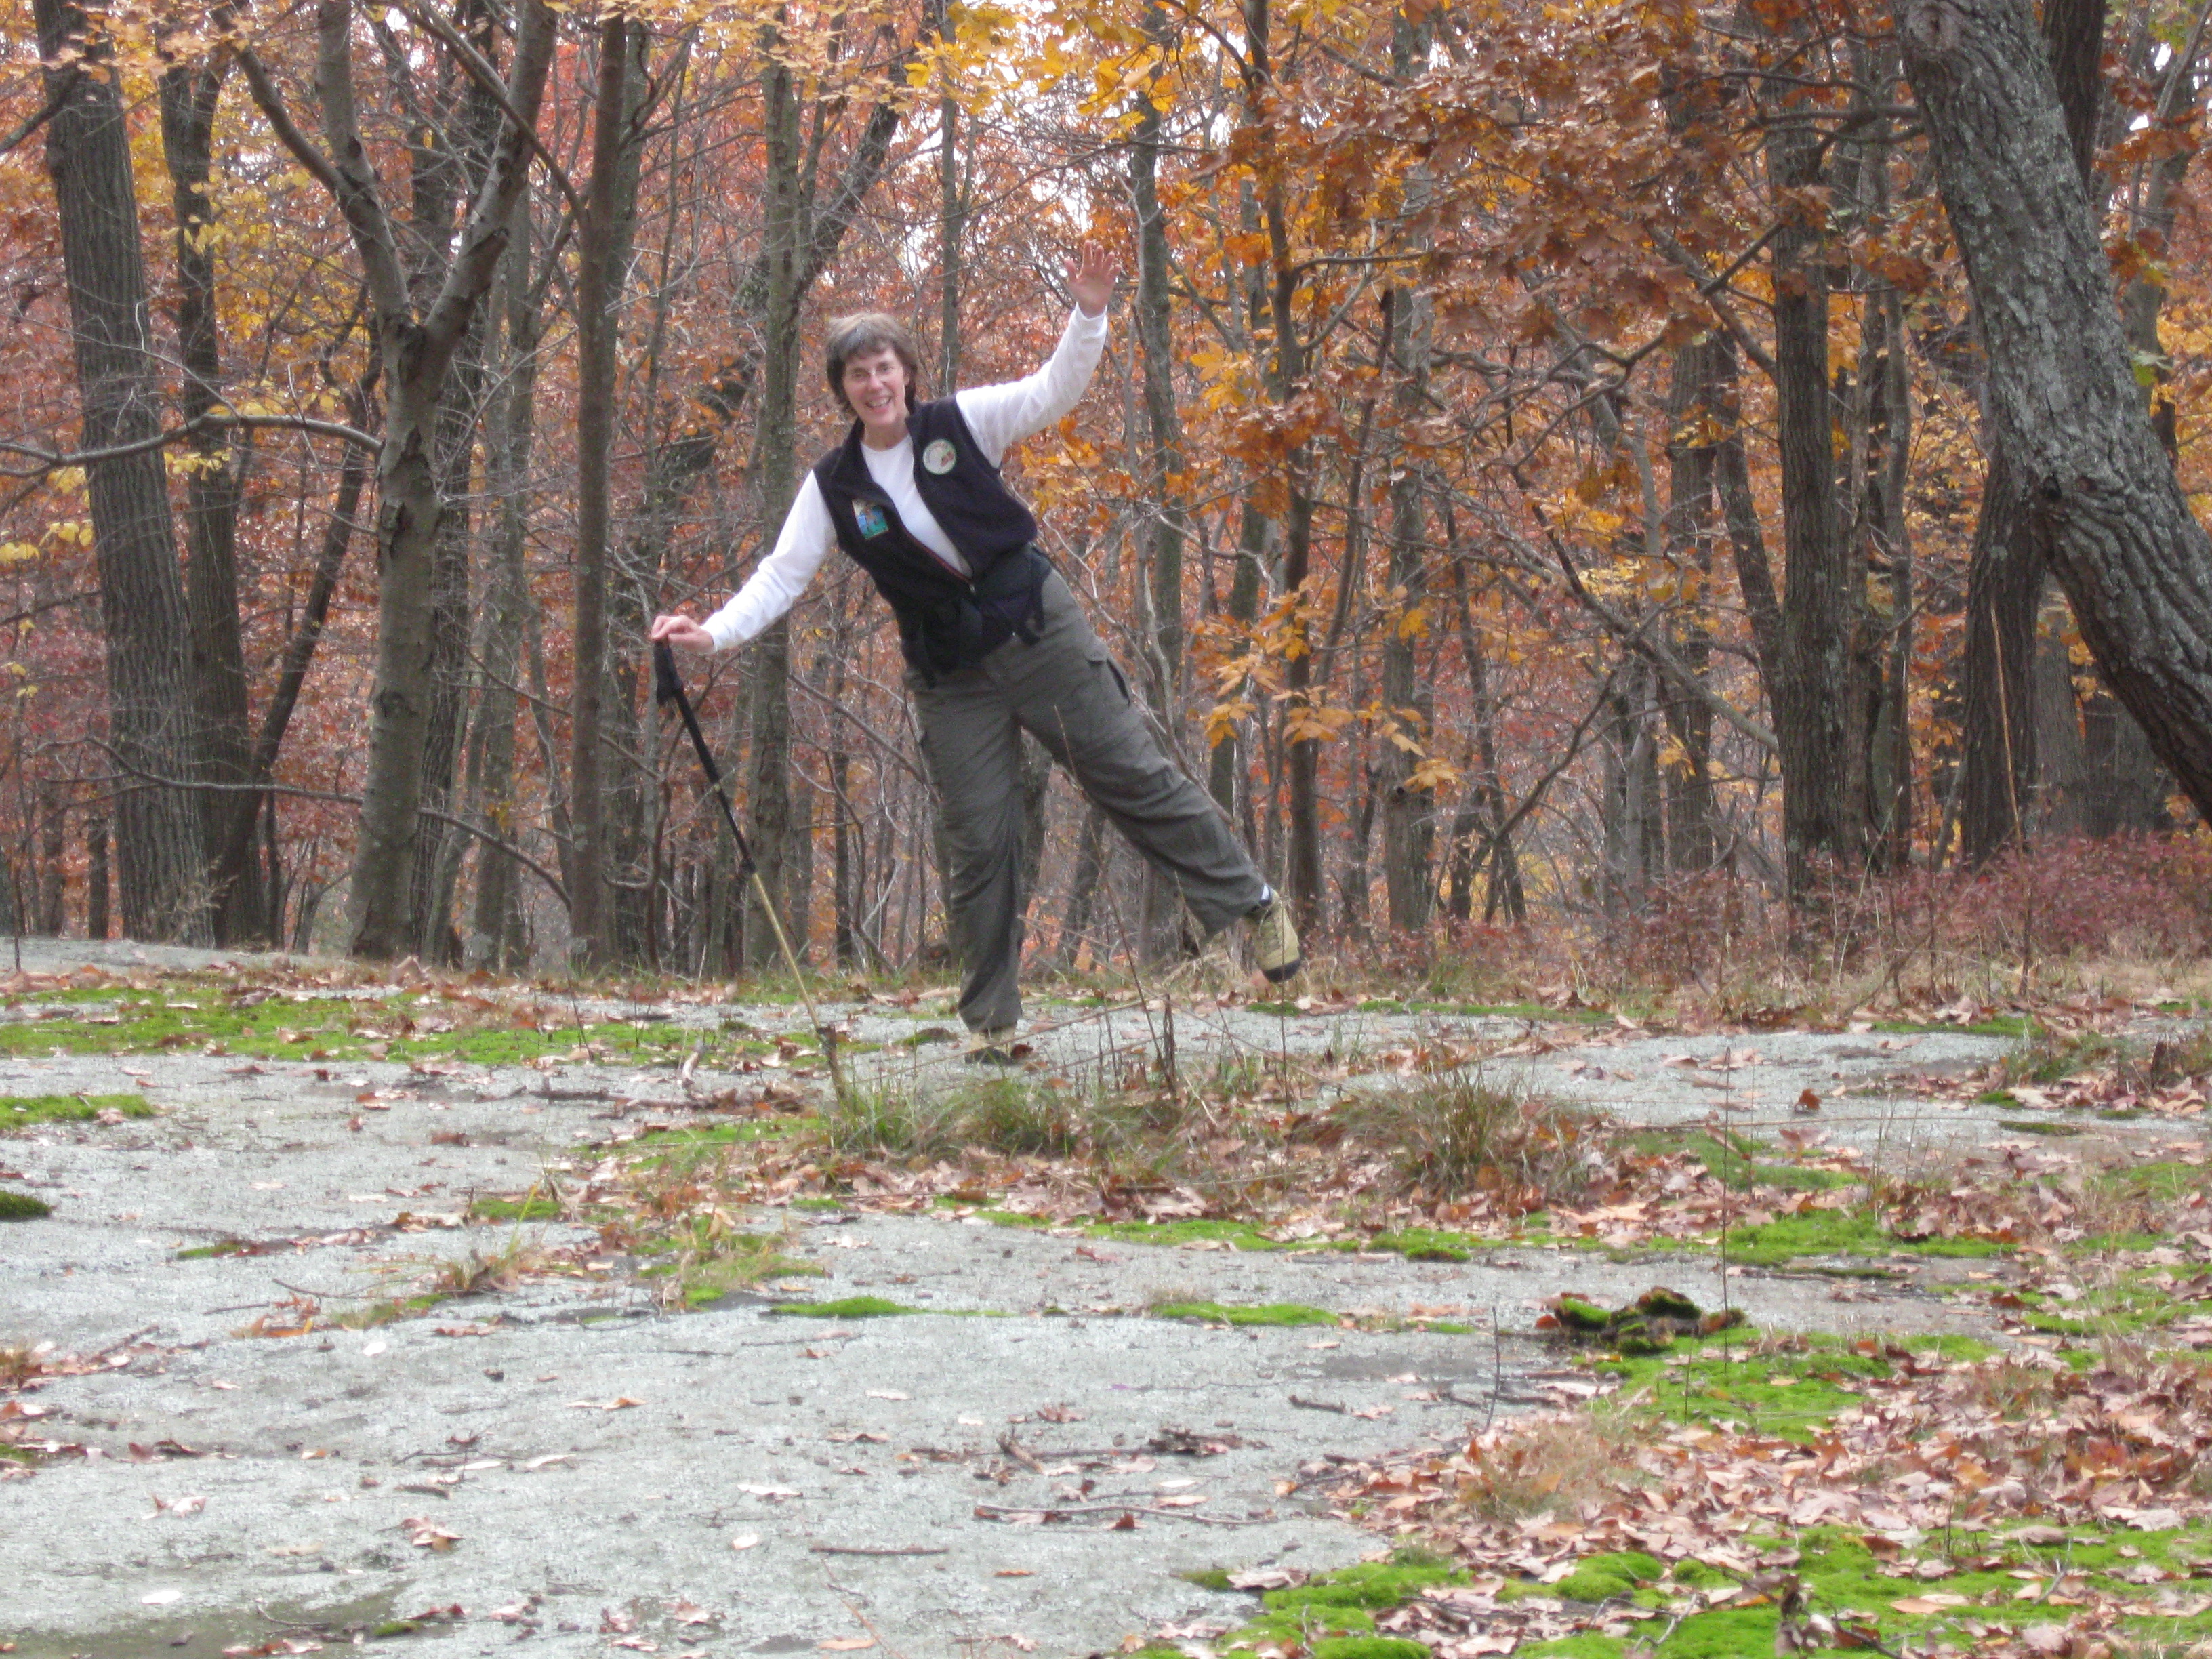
[842,346,911,445]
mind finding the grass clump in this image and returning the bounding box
[635,1218,817,1309]
[0,1190,52,1220]
[0,1092,151,1131]
[821,1083,962,1160]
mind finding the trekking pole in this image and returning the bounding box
[653,641,851,1107]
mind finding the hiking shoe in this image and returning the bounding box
[1247,894,1303,983]
[964,1027,1019,1066]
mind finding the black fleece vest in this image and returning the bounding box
[813,398,1049,678]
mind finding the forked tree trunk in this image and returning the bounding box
[239,0,558,960]
[35,0,209,942]
[1900,0,2212,823]
[1957,0,2106,865]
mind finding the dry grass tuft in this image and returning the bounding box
[1343,1071,1610,1206]
[1454,1408,1644,1522]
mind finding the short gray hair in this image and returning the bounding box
[823,312,922,413]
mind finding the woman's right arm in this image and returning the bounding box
[653,473,838,652]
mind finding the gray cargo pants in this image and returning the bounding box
[911,569,1267,1033]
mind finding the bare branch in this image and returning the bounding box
[0,411,380,480]
[92,743,569,907]
[0,66,75,157]
[386,0,586,221]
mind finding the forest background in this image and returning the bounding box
[5,0,2212,993]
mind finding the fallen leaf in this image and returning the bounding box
[995,1569,1033,1578]
[567,1397,642,1412]
[730,1532,762,1551]
[669,1600,715,1626]
[1889,1595,1968,1614]
[142,1589,184,1605]
[399,1518,459,1551]
[866,1389,909,1401]
[737,1483,800,1500]
[818,1639,876,1652]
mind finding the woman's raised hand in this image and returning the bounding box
[1067,240,1122,317]
[649,611,715,653]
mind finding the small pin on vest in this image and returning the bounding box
[922,438,958,475]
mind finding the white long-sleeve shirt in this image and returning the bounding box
[701,306,1109,652]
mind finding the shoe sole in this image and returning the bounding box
[1260,955,1303,983]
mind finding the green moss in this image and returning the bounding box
[1181,1568,1236,1591]
[1155,1300,1340,1328]
[1601,1333,1995,1441]
[1874,1014,2030,1038]
[0,989,733,1071]
[1368,1227,1473,1261]
[0,1189,52,1219]
[176,1236,260,1258]
[1522,1637,1626,1659]
[769,1296,922,1317]
[0,1092,151,1130]
[1312,1640,1431,1659]
[1721,1207,2006,1266]
[1073,1216,1290,1252]
[1266,1564,1458,1612]
[1550,1551,1663,1603]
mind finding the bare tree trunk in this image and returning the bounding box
[1380,280,1435,930]
[1959,443,2040,862]
[1766,97,1859,899]
[1242,0,1322,935]
[1131,20,1192,960]
[1898,0,2212,823]
[35,0,209,943]
[744,34,805,975]
[39,787,64,936]
[569,14,642,966]
[87,815,110,939]
[1661,339,1719,874]
[468,194,537,970]
[159,50,258,943]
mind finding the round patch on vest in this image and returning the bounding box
[922,438,958,475]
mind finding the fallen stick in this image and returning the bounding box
[1288,1395,1347,1413]
[972,1502,1265,1528]
[808,1544,950,1557]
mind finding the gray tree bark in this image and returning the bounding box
[35,0,209,942]
[1899,0,2212,825]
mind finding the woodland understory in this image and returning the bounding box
[3,0,2212,981]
